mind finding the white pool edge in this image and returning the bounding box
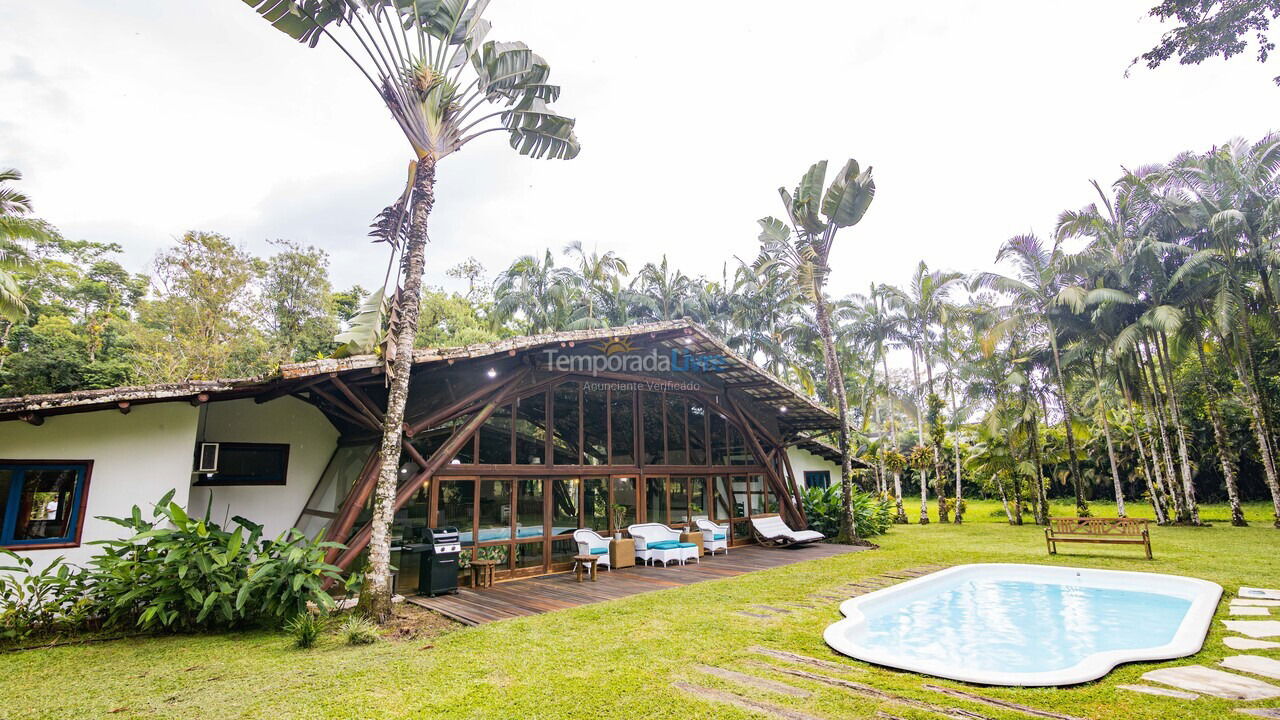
[823,563,1223,687]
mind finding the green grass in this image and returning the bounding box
[2,501,1278,719]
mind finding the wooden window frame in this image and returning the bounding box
[0,459,93,551]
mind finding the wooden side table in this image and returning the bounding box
[609,537,635,569]
[470,559,497,588]
[573,554,600,582]
[680,532,706,556]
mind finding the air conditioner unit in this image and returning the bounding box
[196,443,220,473]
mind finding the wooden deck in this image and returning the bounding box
[406,543,869,625]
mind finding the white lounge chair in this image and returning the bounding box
[626,523,700,566]
[749,514,824,547]
[572,528,612,571]
[694,518,729,555]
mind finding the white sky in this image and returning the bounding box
[2,1,1278,300]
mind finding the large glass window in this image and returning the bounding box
[748,475,766,515]
[193,443,288,486]
[0,463,90,547]
[552,383,581,465]
[515,542,544,569]
[550,477,580,536]
[582,387,608,465]
[712,475,736,520]
[514,393,548,465]
[729,425,753,465]
[669,476,689,527]
[612,477,637,530]
[732,475,750,518]
[687,402,708,465]
[689,477,708,521]
[645,477,666,525]
[584,477,609,532]
[437,479,475,545]
[665,395,687,465]
[642,392,664,464]
[477,404,513,464]
[710,413,728,465]
[609,388,635,465]
[477,480,511,544]
[515,479,544,539]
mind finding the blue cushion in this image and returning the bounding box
[712,533,726,540]
[589,547,608,555]
[648,540,681,550]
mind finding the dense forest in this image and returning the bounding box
[3,133,1280,527]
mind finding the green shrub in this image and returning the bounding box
[0,551,95,642]
[337,614,380,645]
[801,485,893,539]
[285,611,327,649]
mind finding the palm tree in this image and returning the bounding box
[563,241,627,329]
[493,250,574,333]
[244,0,580,621]
[0,169,54,322]
[757,159,876,543]
[634,256,693,321]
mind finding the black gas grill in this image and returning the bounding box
[418,527,461,596]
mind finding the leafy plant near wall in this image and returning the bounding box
[801,486,893,539]
[0,551,95,641]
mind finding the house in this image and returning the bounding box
[0,320,844,590]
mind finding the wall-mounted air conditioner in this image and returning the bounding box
[196,443,220,473]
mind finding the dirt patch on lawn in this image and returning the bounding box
[383,603,459,642]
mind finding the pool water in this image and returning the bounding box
[860,580,1192,674]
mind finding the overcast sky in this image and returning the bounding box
[2,1,1278,300]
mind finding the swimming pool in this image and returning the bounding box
[823,563,1222,686]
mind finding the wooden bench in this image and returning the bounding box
[1045,517,1152,559]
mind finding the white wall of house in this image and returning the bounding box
[0,403,200,571]
[787,447,841,488]
[187,396,339,543]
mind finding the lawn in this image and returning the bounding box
[2,500,1278,720]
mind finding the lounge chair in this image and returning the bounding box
[572,528,612,571]
[626,523,700,566]
[694,518,729,555]
[749,514,824,547]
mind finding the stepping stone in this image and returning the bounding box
[1241,588,1280,601]
[1222,655,1280,680]
[1232,606,1273,616]
[1236,599,1280,607]
[1236,710,1280,718]
[693,665,811,697]
[1225,621,1280,638]
[1142,666,1280,700]
[1117,684,1199,700]
[1226,637,1280,651]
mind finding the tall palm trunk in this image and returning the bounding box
[1222,328,1280,527]
[1028,401,1048,525]
[1195,339,1245,526]
[1119,368,1167,525]
[1089,355,1125,517]
[883,356,908,524]
[1046,319,1089,516]
[364,158,436,623]
[1156,332,1200,525]
[1137,345,1184,522]
[812,283,858,542]
[909,349,929,524]
[924,361,950,522]
[949,379,964,524]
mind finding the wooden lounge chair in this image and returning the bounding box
[749,514,824,547]
[1045,517,1152,559]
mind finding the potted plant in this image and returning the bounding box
[611,504,628,539]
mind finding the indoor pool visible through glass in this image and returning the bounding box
[860,580,1192,674]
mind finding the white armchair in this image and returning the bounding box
[572,528,612,571]
[626,523,700,566]
[694,518,729,555]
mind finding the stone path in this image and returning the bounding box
[1227,637,1280,651]
[1234,606,1274,616]
[1225,620,1280,638]
[1223,655,1280,680]
[1242,588,1280,601]
[1143,666,1280,701]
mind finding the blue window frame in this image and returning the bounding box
[803,470,830,489]
[0,461,91,548]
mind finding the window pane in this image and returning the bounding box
[687,402,708,465]
[550,477,579,536]
[477,480,511,543]
[665,395,687,465]
[689,477,707,521]
[748,474,765,515]
[729,425,751,465]
[609,388,635,465]
[732,475,749,518]
[642,392,664,464]
[0,469,13,539]
[438,480,475,546]
[645,477,666,526]
[515,479,544,539]
[552,383,581,465]
[514,393,547,465]
[198,444,288,486]
[669,477,689,527]
[303,445,373,517]
[515,542,543,569]
[582,387,608,465]
[477,404,513,464]
[804,471,830,489]
[416,416,474,464]
[583,477,609,532]
[712,476,735,520]
[765,485,779,514]
[612,477,637,531]
[13,468,79,541]
[550,537,578,566]
[733,519,750,542]
[710,413,728,465]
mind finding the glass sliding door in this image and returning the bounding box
[668,476,690,529]
[583,477,609,532]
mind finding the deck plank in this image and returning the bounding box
[409,543,867,625]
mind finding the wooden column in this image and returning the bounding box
[724,395,806,529]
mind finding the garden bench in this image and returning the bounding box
[1045,517,1152,559]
